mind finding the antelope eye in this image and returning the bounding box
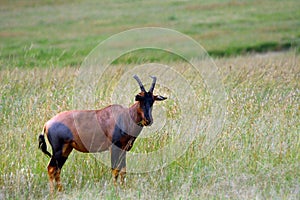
[135,95,144,101]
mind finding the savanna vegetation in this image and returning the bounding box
[0,0,299,199]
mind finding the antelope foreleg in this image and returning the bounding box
[111,145,126,185]
[120,167,126,185]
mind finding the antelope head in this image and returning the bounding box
[133,75,167,126]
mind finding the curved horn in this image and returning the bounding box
[149,76,156,93]
[133,75,146,92]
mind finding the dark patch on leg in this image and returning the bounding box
[48,155,68,192]
[46,122,74,192]
[55,155,68,169]
[47,122,73,152]
[111,144,126,185]
[62,143,73,157]
[111,144,126,170]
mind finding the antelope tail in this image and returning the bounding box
[38,132,52,158]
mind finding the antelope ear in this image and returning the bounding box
[155,95,167,101]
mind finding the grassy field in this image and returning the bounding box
[0,0,300,199]
[1,52,299,199]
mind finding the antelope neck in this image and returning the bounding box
[129,102,144,127]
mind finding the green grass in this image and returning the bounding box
[0,0,300,68]
[0,0,299,199]
[0,52,299,199]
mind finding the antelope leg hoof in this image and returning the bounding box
[112,168,120,186]
[120,167,126,185]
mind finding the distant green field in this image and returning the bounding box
[0,0,299,68]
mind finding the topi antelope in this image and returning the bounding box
[38,75,167,192]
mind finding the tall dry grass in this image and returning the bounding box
[0,51,299,199]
